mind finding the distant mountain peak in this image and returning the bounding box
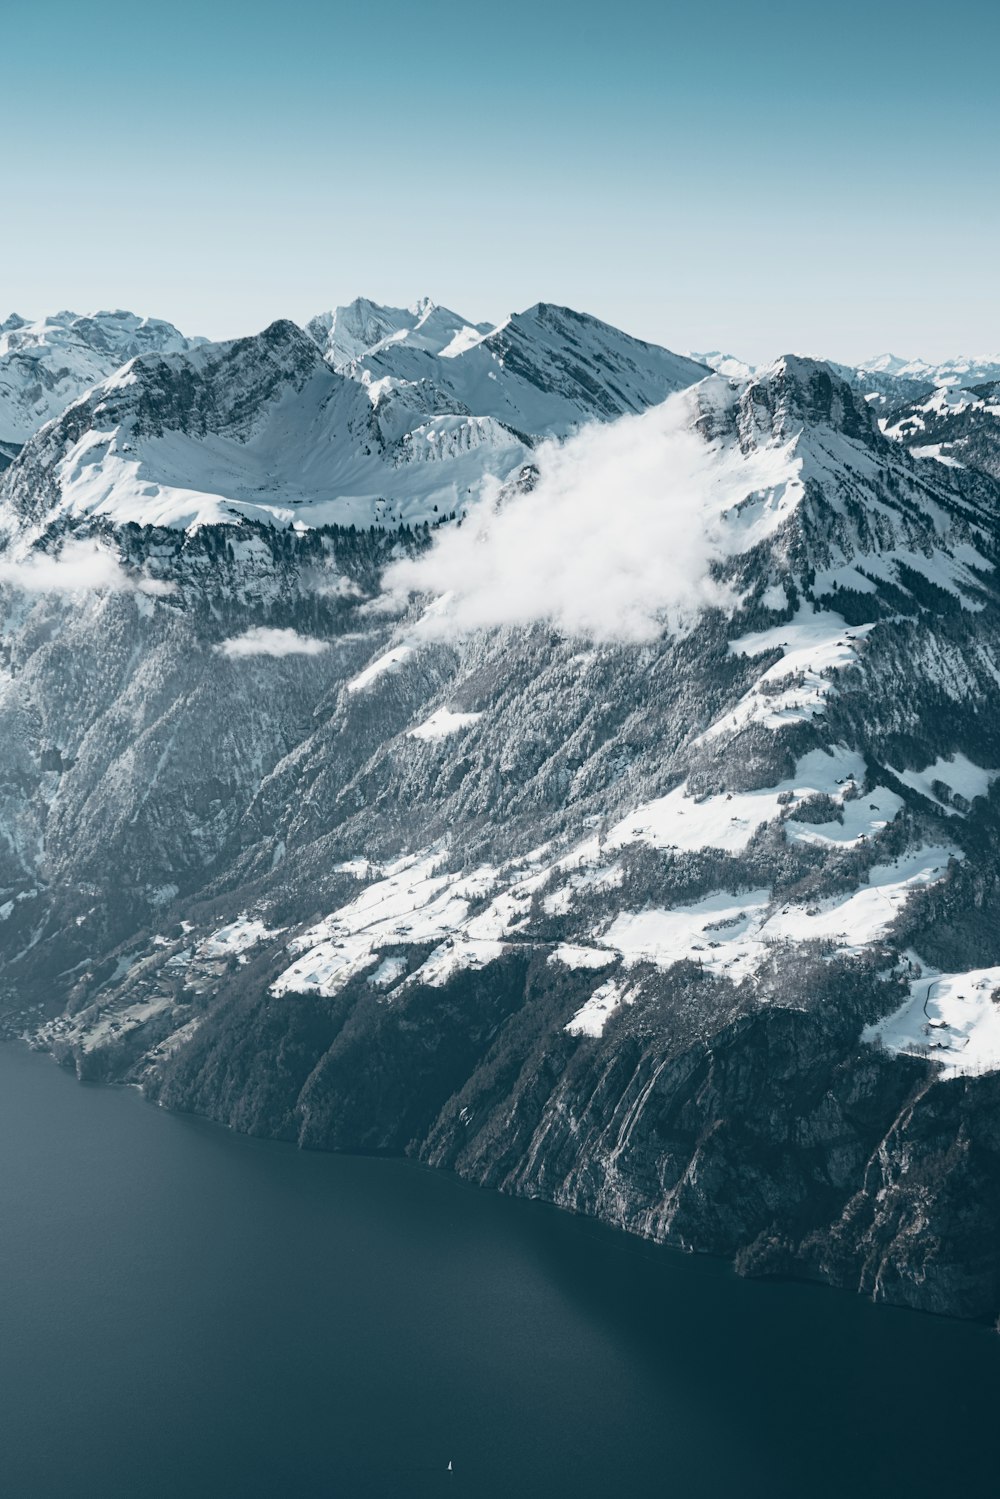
[689,350,755,381]
[858,352,1000,388]
[0,309,204,446]
[861,352,911,375]
[251,317,324,360]
[405,301,709,438]
[305,297,491,370]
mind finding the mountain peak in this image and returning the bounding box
[740,354,879,446]
[91,318,334,444]
[0,308,203,446]
[255,317,322,357]
[305,297,491,369]
[861,352,910,375]
[689,350,755,380]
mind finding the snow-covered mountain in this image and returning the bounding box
[686,347,1000,416]
[688,349,756,381]
[334,300,710,440]
[0,309,202,452]
[0,319,527,536]
[3,316,1000,1325]
[861,352,1000,388]
[0,303,710,538]
[305,296,493,368]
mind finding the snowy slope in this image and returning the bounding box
[261,357,1000,1021]
[0,309,202,446]
[881,380,1000,480]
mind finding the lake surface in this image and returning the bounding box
[1,1043,998,1498]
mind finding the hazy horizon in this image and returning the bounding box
[4,0,998,365]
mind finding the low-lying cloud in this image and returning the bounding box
[0,538,174,595]
[302,566,364,601]
[381,393,738,643]
[217,626,330,659]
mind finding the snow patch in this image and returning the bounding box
[408,708,482,740]
[604,891,771,982]
[580,745,870,862]
[409,938,508,988]
[704,612,875,741]
[910,444,964,469]
[271,852,501,998]
[891,754,998,813]
[565,978,637,1038]
[368,956,408,989]
[549,944,617,970]
[346,645,415,693]
[785,787,904,848]
[596,845,958,982]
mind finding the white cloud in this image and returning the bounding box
[302,566,364,600]
[380,392,752,644]
[0,538,171,595]
[217,626,330,659]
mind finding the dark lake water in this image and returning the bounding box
[1,1043,998,1498]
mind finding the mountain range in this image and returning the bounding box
[3,296,1000,1325]
[0,309,202,458]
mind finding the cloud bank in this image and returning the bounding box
[0,538,173,595]
[380,393,740,643]
[217,626,330,659]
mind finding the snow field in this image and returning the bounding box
[864,960,1000,1076]
[890,754,998,813]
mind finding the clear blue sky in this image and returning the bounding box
[4,0,997,363]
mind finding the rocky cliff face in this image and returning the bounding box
[2,320,1000,1324]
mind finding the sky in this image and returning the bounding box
[4,0,998,364]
